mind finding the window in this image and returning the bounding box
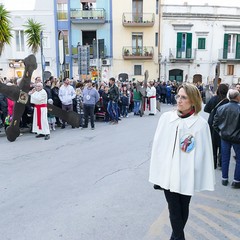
[176,32,192,58]
[132,32,143,55]
[134,65,142,75]
[198,38,206,49]
[155,32,158,47]
[223,34,240,59]
[15,30,25,52]
[62,30,69,55]
[45,61,50,67]
[227,65,234,75]
[57,3,68,20]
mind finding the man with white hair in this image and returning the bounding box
[146,80,157,115]
[213,89,240,188]
[29,82,50,140]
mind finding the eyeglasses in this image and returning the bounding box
[175,95,188,101]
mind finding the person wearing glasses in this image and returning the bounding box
[149,83,215,240]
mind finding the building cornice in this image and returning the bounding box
[172,24,193,31]
[163,13,240,21]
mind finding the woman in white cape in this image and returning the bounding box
[149,83,215,240]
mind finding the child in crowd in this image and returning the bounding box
[47,99,56,130]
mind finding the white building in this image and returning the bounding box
[0,0,57,81]
[160,0,240,85]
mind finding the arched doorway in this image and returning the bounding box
[193,74,202,84]
[169,69,183,83]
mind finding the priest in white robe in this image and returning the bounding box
[29,82,50,140]
[146,80,157,115]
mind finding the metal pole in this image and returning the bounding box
[40,31,44,81]
[96,38,99,84]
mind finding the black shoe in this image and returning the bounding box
[61,125,65,129]
[231,181,240,189]
[91,127,95,130]
[81,126,87,130]
[36,134,45,138]
[44,134,50,140]
[153,184,164,190]
[72,126,75,129]
[222,179,229,186]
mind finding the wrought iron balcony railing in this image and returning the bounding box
[122,12,155,27]
[70,8,106,23]
[123,46,154,60]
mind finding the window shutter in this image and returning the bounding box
[235,34,240,59]
[177,33,182,58]
[223,34,228,59]
[186,33,192,58]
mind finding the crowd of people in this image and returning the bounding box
[0,76,160,138]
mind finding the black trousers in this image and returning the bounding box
[83,104,95,128]
[164,190,191,240]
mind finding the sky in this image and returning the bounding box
[0,0,240,10]
[0,0,36,10]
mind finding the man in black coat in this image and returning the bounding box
[213,89,240,188]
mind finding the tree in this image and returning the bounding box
[24,18,43,54]
[0,5,12,56]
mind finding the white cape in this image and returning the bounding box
[149,111,215,196]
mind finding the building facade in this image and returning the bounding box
[0,0,57,80]
[112,0,160,82]
[54,0,112,81]
[160,1,240,85]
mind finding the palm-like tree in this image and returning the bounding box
[24,18,43,54]
[0,5,12,56]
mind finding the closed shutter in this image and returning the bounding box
[177,33,182,58]
[186,33,192,58]
[235,34,240,59]
[223,34,228,59]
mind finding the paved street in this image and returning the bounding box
[0,104,239,240]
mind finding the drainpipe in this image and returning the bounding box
[158,0,162,82]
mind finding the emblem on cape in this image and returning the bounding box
[180,134,195,153]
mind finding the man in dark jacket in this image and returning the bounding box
[107,77,119,124]
[213,89,240,188]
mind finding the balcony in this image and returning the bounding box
[122,13,155,27]
[123,46,154,60]
[218,48,240,62]
[70,8,106,24]
[169,48,196,63]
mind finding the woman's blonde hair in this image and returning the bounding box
[177,83,202,114]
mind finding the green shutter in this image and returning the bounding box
[223,34,228,59]
[235,34,240,59]
[198,38,206,49]
[177,33,182,58]
[186,33,192,58]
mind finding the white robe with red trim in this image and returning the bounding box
[30,89,50,135]
[146,86,157,114]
